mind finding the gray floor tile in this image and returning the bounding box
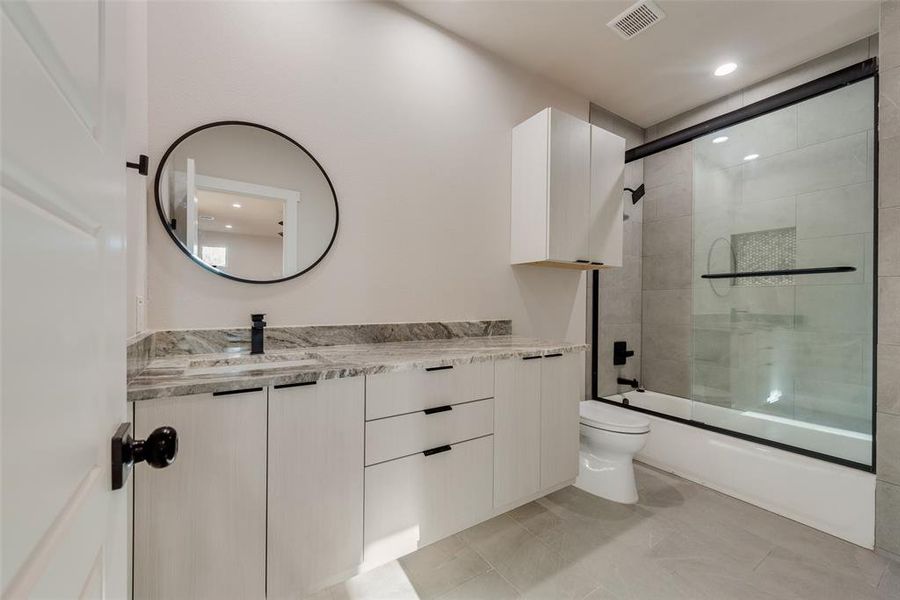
[317,464,899,600]
[436,570,519,600]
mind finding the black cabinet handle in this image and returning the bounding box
[575,259,590,263]
[424,405,453,415]
[273,381,317,389]
[522,355,542,360]
[425,365,453,372]
[111,423,178,490]
[544,353,563,358]
[423,445,452,456]
[212,387,263,396]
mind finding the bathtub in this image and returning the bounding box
[597,391,875,548]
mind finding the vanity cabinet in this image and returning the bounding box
[133,389,268,600]
[511,107,625,269]
[267,377,365,599]
[493,357,542,507]
[540,352,582,489]
[362,363,496,567]
[493,351,584,509]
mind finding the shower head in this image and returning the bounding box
[625,184,645,204]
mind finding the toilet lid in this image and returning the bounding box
[579,401,650,434]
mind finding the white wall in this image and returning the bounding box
[199,231,284,281]
[146,1,589,342]
[126,0,148,338]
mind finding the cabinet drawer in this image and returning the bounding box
[365,361,494,420]
[366,398,493,465]
[364,435,493,566]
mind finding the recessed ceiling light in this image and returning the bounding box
[743,153,759,161]
[714,62,737,77]
[232,203,242,208]
[712,136,729,144]
[225,224,233,229]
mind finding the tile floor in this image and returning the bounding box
[309,463,900,599]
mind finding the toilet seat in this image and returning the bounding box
[579,401,650,434]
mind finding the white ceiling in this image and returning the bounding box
[399,0,879,127]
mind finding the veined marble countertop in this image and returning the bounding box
[127,336,588,401]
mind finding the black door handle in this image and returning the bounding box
[111,423,178,490]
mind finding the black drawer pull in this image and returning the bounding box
[425,365,453,372]
[212,387,263,397]
[423,445,452,456]
[424,405,453,415]
[522,355,542,360]
[575,259,590,263]
[273,381,317,390]
[591,261,604,266]
[544,353,563,358]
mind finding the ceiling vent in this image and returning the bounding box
[607,0,665,40]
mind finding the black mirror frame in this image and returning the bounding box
[153,120,339,284]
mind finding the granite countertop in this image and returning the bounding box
[127,336,588,401]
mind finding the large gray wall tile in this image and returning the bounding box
[878,277,900,344]
[642,252,692,291]
[742,133,868,203]
[643,181,692,222]
[877,480,900,555]
[881,135,900,209]
[880,208,900,277]
[878,412,900,484]
[643,289,691,325]
[644,145,692,190]
[796,183,873,238]
[642,323,692,362]
[642,216,691,257]
[642,357,691,398]
[878,344,900,416]
[884,1,900,70]
[882,67,900,141]
[797,79,875,147]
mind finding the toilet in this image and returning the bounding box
[575,400,651,504]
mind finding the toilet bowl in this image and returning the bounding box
[575,400,650,504]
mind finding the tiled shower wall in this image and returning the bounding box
[876,0,900,558]
[587,104,644,398]
[641,144,693,398]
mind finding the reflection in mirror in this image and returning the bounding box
[155,123,338,283]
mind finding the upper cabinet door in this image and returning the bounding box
[511,108,623,269]
[547,109,591,263]
[589,126,626,267]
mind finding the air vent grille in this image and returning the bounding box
[607,0,665,40]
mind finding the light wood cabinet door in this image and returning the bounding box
[267,378,365,599]
[364,436,494,567]
[493,357,542,508]
[548,109,591,262]
[134,389,267,600]
[540,353,583,489]
[590,125,626,267]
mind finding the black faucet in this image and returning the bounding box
[617,377,640,389]
[251,314,266,355]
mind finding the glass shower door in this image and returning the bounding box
[690,78,874,466]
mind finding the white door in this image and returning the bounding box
[2,1,129,598]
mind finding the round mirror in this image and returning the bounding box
[154,121,338,283]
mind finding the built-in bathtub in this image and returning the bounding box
[597,392,875,548]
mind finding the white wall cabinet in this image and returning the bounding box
[134,389,268,600]
[511,107,625,269]
[267,378,365,599]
